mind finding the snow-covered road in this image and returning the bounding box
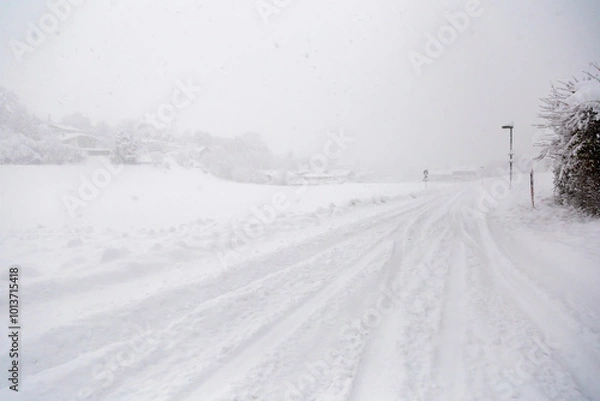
[2,175,600,401]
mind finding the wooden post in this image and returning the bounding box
[530,168,535,209]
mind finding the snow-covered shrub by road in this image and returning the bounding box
[538,64,600,216]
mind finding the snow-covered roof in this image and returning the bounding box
[301,171,352,179]
[428,170,453,176]
[47,123,84,134]
[62,132,96,140]
[429,167,479,175]
[452,167,479,174]
[329,169,353,175]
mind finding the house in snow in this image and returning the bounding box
[47,123,111,156]
[427,170,454,181]
[428,167,479,181]
[451,167,479,180]
[289,169,355,185]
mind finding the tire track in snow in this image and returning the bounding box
[459,237,584,401]
[210,195,455,401]
[27,194,444,338]
[29,232,391,400]
[477,216,600,398]
[29,200,422,400]
[174,238,397,401]
[23,197,434,380]
[432,238,468,401]
[486,220,600,347]
[19,189,460,401]
[453,192,599,400]
[348,190,465,401]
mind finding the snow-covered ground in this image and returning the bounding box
[0,164,599,401]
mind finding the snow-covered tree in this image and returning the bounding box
[113,132,140,164]
[0,87,19,129]
[537,64,600,216]
[0,86,40,139]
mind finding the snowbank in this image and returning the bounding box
[492,171,600,243]
[0,163,450,279]
[0,162,439,233]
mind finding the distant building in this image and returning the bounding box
[289,169,355,185]
[61,132,100,148]
[428,170,454,181]
[47,123,110,156]
[452,167,479,180]
[428,167,479,181]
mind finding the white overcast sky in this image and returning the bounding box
[1,0,599,176]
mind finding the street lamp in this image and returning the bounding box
[502,124,514,189]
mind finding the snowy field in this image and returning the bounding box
[1,164,599,401]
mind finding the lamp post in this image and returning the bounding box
[502,124,514,189]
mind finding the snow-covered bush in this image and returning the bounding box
[0,132,85,164]
[113,132,140,164]
[0,135,40,164]
[36,135,86,164]
[538,64,600,216]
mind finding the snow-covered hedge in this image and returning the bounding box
[538,65,600,216]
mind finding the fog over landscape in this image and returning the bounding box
[2,0,599,176]
[1,1,600,401]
